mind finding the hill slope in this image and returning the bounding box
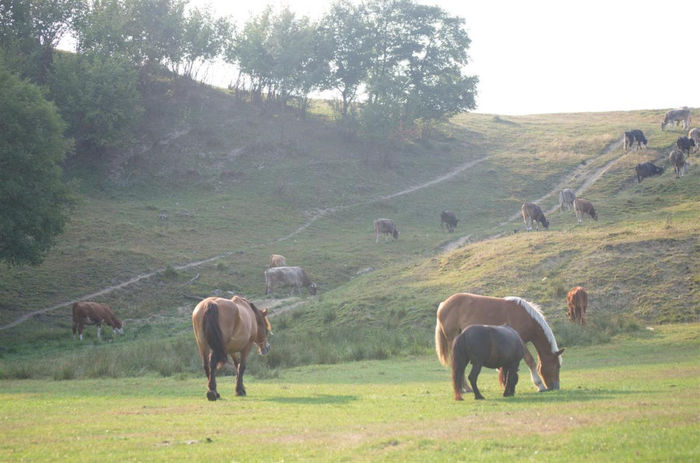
[0,81,697,376]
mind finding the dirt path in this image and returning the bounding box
[0,155,489,330]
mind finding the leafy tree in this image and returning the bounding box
[48,52,144,156]
[0,62,74,266]
[176,7,231,80]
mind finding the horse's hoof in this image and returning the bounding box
[236,389,246,396]
[206,391,219,401]
[475,395,485,400]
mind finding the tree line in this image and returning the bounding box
[0,0,477,266]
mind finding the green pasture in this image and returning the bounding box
[1,324,697,462]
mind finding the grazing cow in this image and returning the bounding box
[373,218,399,243]
[669,149,688,178]
[688,128,700,152]
[264,266,317,296]
[566,287,588,326]
[269,254,286,268]
[440,211,459,232]
[72,301,124,341]
[559,188,576,211]
[521,203,549,231]
[676,136,696,156]
[635,162,664,183]
[573,198,597,223]
[661,107,691,131]
[623,130,647,151]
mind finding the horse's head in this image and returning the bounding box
[254,307,272,355]
[538,348,564,390]
[308,282,318,295]
[112,319,124,335]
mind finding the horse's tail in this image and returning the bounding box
[498,368,506,388]
[202,302,227,369]
[435,316,450,367]
[451,335,467,397]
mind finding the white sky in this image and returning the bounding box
[191,0,700,115]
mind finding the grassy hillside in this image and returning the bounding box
[0,78,697,377]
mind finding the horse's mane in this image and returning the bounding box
[504,296,561,363]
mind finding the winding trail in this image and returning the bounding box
[2,141,625,329]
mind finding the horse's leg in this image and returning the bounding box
[235,348,251,396]
[503,364,519,397]
[206,352,220,401]
[468,363,484,400]
[78,320,84,341]
[522,347,546,392]
[96,324,101,340]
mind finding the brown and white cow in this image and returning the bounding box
[662,107,691,131]
[669,149,688,178]
[72,301,124,341]
[373,218,399,242]
[264,266,317,296]
[566,287,588,326]
[269,254,287,268]
[689,128,700,152]
[521,203,549,231]
[573,198,597,223]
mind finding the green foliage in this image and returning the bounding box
[0,61,74,266]
[48,52,144,155]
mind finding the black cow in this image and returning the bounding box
[440,211,459,232]
[635,162,664,183]
[676,137,696,155]
[624,130,647,151]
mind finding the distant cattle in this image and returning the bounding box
[566,287,588,326]
[521,203,549,231]
[676,136,696,155]
[373,218,399,243]
[440,211,459,232]
[264,266,317,296]
[661,107,691,131]
[669,149,688,178]
[559,188,576,211]
[573,198,597,223]
[269,254,286,268]
[688,128,700,152]
[624,129,647,151]
[635,162,664,183]
[72,301,124,341]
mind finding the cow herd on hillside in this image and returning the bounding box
[69,107,693,400]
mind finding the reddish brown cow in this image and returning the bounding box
[573,198,597,223]
[566,287,588,326]
[72,301,124,341]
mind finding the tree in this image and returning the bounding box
[0,62,74,266]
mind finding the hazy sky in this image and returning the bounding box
[191,0,700,115]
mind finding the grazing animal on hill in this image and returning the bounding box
[635,162,664,183]
[72,301,124,341]
[566,287,588,326]
[436,292,564,392]
[676,136,696,155]
[669,149,688,178]
[559,189,576,212]
[624,130,647,151]
[264,266,317,296]
[451,324,525,401]
[192,296,271,400]
[573,198,597,223]
[373,218,399,242]
[661,107,691,131]
[269,254,286,268]
[521,202,549,231]
[688,128,700,152]
[440,211,459,232]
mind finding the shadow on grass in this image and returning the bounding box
[503,387,660,404]
[265,394,358,405]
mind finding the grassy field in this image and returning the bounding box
[1,323,697,462]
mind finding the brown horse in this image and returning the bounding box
[451,324,525,401]
[72,301,124,341]
[436,293,564,391]
[192,296,272,401]
[567,286,588,325]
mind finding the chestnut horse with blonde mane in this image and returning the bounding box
[192,296,272,400]
[436,293,564,392]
